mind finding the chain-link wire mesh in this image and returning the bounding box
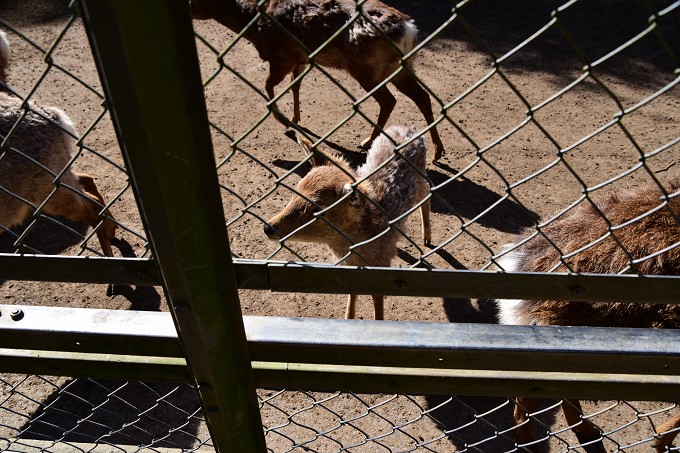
[2,374,679,452]
[0,0,679,452]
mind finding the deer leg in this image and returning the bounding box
[291,65,305,124]
[265,63,292,126]
[392,71,445,162]
[420,199,431,245]
[513,397,540,452]
[345,294,358,319]
[353,74,396,150]
[561,400,606,453]
[372,295,384,320]
[652,411,680,452]
[417,180,431,245]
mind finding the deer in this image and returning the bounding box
[494,179,680,453]
[263,125,431,320]
[191,0,446,161]
[0,31,117,258]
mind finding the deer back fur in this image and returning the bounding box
[192,0,417,77]
[0,93,86,228]
[496,179,680,328]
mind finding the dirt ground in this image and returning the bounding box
[0,0,679,451]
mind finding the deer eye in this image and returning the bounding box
[305,200,323,213]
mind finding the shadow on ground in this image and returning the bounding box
[17,379,204,450]
[386,0,679,90]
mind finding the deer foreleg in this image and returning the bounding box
[652,410,680,452]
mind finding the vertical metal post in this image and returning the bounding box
[77,1,266,451]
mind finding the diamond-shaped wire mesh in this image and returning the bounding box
[0,0,679,452]
[2,375,679,452]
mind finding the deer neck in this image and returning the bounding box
[325,203,389,264]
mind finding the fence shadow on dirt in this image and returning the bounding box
[17,379,204,450]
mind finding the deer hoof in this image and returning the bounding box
[651,437,674,452]
[433,146,444,162]
[574,432,606,453]
[359,136,373,150]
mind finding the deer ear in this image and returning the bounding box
[284,130,329,167]
[343,183,363,210]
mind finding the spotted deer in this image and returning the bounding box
[264,125,431,319]
[495,180,680,453]
[191,0,445,161]
[0,31,117,257]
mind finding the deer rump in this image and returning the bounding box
[495,180,680,453]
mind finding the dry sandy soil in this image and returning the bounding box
[0,0,679,451]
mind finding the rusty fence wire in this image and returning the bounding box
[0,0,679,452]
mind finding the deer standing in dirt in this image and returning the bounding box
[191,0,445,161]
[0,31,117,257]
[264,125,431,319]
[495,180,680,453]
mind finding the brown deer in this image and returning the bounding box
[495,179,680,453]
[0,32,117,257]
[264,125,431,319]
[191,0,445,161]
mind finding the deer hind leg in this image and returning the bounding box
[513,397,540,452]
[372,295,384,320]
[265,62,293,127]
[352,70,397,150]
[345,294,358,319]
[290,64,305,124]
[653,410,680,452]
[392,71,445,162]
[561,400,606,453]
[420,199,431,245]
[417,179,431,245]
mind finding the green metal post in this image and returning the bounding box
[77,1,266,451]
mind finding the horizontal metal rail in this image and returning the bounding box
[252,363,680,402]
[0,304,181,356]
[0,348,189,383]
[0,305,678,400]
[237,260,680,304]
[0,254,161,285]
[4,257,680,305]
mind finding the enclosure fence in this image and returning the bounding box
[0,0,679,452]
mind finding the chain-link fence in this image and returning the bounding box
[2,373,680,452]
[0,0,679,451]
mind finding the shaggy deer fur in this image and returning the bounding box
[264,125,431,319]
[191,0,445,161]
[495,180,680,453]
[0,33,116,257]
